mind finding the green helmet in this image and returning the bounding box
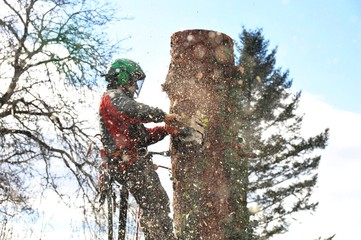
[106,58,146,96]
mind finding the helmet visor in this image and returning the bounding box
[135,79,145,97]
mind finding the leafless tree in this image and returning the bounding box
[0,0,120,237]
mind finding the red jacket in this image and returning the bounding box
[99,89,169,160]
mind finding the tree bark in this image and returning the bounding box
[163,29,238,240]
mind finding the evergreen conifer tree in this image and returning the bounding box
[231,28,329,239]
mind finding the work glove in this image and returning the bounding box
[164,113,178,124]
[164,113,180,135]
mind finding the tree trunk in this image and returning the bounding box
[163,29,241,240]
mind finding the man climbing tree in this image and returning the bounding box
[98,58,178,240]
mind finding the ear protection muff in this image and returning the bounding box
[117,71,130,86]
[105,58,145,90]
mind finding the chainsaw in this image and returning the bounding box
[166,115,207,154]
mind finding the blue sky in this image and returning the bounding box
[110,0,361,114]
[103,1,361,240]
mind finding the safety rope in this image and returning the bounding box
[117,185,129,240]
[107,187,114,240]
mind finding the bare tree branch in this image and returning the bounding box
[0,0,121,237]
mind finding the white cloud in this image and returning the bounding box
[143,88,361,239]
[275,92,361,239]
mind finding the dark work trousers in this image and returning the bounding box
[113,155,176,240]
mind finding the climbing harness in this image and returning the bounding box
[99,150,172,240]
